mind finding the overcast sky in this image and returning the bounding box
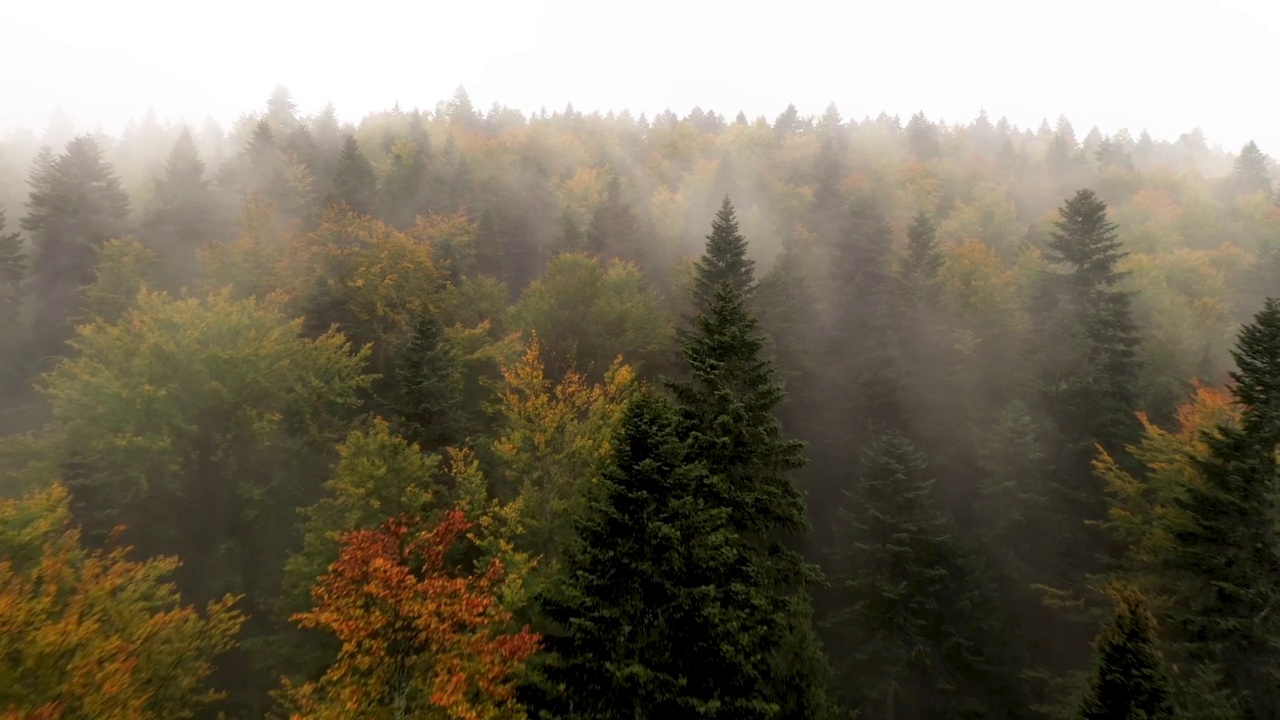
[2,0,1278,153]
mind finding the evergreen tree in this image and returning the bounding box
[1078,587,1176,720]
[392,312,465,452]
[0,208,25,390]
[1035,189,1141,538]
[671,208,833,718]
[22,135,131,358]
[328,135,377,215]
[691,196,755,306]
[900,211,943,299]
[585,172,643,263]
[432,134,473,216]
[907,112,941,161]
[826,430,1026,719]
[1231,140,1272,198]
[534,389,775,719]
[142,127,216,289]
[1164,298,1280,719]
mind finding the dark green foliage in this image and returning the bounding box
[691,196,755,305]
[22,135,131,359]
[142,127,217,290]
[1231,141,1271,198]
[1035,188,1141,533]
[586,172,644,264]
[826,430,1027,719]
[328,135,378,215]
[907,112,941,161]
[1078,588,1176,720]
[671,211,833,717]
[0,208,25,390]
[432,134,473,216]
[534,389,774,719]
[1164,298,1280,719]
[392,312,465,451]
[900,211,943,298]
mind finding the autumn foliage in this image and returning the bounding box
[279,508,540,720]
[0,485,244,720]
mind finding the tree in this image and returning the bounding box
[0,208,25,389]
[507,253,674,382]
[672,212,833,718]
[585,172,644,264]
[22,135,131,358]
[533,389,771,719]
[691,196,755,305]
[826,430,1026,719]
[79,237,157,324]
[142,127,216,290]
[1163,298,1280,718]
[393,312,466,452]
[278,510,540,720]
[1033,189,1142,572]
[1231,141,1271,198]
[326,135,377,215]
[1077,587,1176,720]
[0,484,245,720]
[900,211,943,299]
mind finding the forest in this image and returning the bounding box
[2,85,1280,720]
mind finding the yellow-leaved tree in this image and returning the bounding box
[0,485,244,720]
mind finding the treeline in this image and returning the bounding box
[2,86,1280,719]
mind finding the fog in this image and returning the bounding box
[4,4,1280,720]
[5,0,1280,150]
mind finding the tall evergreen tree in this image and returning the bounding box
[900,211,943,299]
[327,135,377,216]
[1034,189,1141,546]
[691,196,755,306]
[0,208,25,390]
[826,430,1026,719]
[142,127,216,289]
[21,135,131,358]
[534,389,775,719]
[1231,140,1272,198]
[392,312,465,452]
[1164,298,1280,719]
[1078,587,1176,720]
[670,207,833,719]
[585,172,644,264]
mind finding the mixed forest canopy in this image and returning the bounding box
[3,85,1280,719]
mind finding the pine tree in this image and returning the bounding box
[143,127,216,289]
[392,312,465,452]
[534,389,773,719]
[907,112,941,161]
[691,196,755,306]
[22,135,131,358]
[1231,140,1272,198]
[826,430,1026,719]
[900,211,943,299]
[1078,587,1176,720]
[1164,298,1280,718]
[327,135,377,215]
[671,207,834,718]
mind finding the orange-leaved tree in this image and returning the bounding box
[0,484,245,720]
[278,508,540,720]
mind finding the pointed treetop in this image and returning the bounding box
[693,196,755,305]
[1078,586,1176,720]
[1232,140,1272,197]
[1047,188,1126,284]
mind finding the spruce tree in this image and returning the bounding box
[1034,189,1141,565]
[900,211,943,299]
[392,312,465,452]
[143,127,216,289]
[0,208,25,390]
[691,196,755,305]
[1231,140,1272,198]
[826,430,1026,719]
[22,135,131,358]
[1078,587,1176,720]
[533,389,768,720]
[670,206,833,718]
[585,172,643,264]
[1164,298,1280,718]
[328,135,377,216]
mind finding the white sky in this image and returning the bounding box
[2,0,1279,153]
